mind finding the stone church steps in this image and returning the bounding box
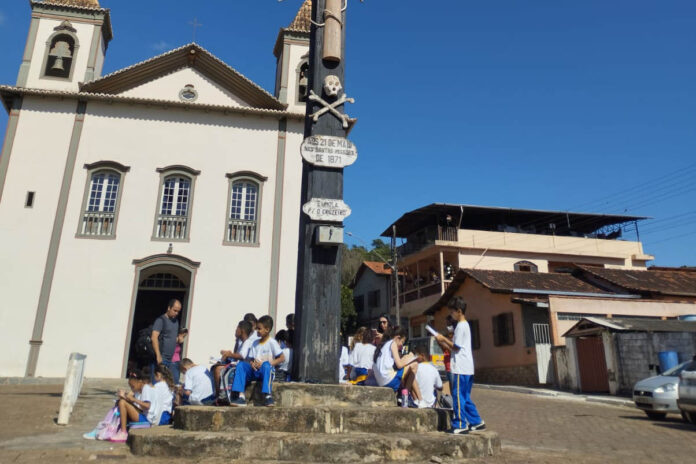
[175,405,441,434]
[128,427,501,462]
[242,382,395,408]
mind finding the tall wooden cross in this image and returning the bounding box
[293,0,355,384]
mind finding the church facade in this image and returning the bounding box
[0,0,312,377]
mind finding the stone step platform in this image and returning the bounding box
[241,382,395,408]
[129,428,500,462]
[175,405,441,434]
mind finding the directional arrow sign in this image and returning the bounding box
[301,135,358,169]
[302,198,351,222]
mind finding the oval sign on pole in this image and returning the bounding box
[302,198,352,222]
[301,135,358,169]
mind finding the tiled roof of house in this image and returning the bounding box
[363,261,397,276]
[564,317,696,338]
[577,265,696,297]
[424,268,617,315]
[42,0,101,9]
[462,269,610,294]
[288,0,312,32]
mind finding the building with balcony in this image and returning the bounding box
[379,203,654,335]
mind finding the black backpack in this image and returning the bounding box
[134,317,163,362]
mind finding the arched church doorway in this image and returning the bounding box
[123,257,198,376]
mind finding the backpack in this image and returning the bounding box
[95,405,121,441]
[135,316,164,362]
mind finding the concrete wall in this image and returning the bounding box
[553,339,581,391]
[549,296,696,346]
[614,332,696,395]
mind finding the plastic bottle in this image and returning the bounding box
[401,389,409,408]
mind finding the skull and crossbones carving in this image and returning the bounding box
[309,75,356,129]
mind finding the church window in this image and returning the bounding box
[43,23,79,80]
[179,84,198,102]
[224,172,267,245]
[153,166,200,241]
[78,162,130,238]
[25,191,35,208]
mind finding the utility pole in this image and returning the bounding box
[293,0,358,384]
[391,225,400,327]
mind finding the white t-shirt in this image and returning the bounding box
[237,337,255,361]
[339,346,350,383]
[248,331,261,343]
[350,343,376,370]
[451,320,474,375]
[144,381,173,425]
[278,347,292,372]
[374,340,397,386]
[183,365,214,404]
[249,337,283,364]
[415,362,443,407]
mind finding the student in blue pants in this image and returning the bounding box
[436,296,486,434]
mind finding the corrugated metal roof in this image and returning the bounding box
[563,317,696,337]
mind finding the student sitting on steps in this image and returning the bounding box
[212,320,254,401]
[229,315,285,407]
[177,358,215,406]
[373,326,422,405]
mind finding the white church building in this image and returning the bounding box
[0,0,313,378]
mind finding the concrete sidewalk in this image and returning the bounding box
[475,383,634,408]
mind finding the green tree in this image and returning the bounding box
[340,284,357,335]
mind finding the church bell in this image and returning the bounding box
[49,40,72,72]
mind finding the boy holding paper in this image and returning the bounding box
[434,297,485,435]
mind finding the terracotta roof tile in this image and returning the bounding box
[577,265,696,297]
[288,0,312,32]
[462,269,609,294]
[363,261,394,276]
[43,0,101,9]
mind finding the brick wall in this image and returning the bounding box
[615,332,696,394]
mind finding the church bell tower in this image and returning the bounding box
[17,0,113,91]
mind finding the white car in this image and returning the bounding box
[633,361,690,420]
[677,361,696,425]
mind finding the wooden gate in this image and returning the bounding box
[576,336,609,393]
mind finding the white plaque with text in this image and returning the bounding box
[302,198,352,222]
[300,135,358,168]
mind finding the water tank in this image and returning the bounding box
[658,351,679,373]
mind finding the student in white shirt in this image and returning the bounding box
[436,297,485,434]
[147,364,175,426]
[213,320,254,399]
[349,327,376,385]
[229,315,285,407]
[373,327,422,404]
[275,329,293,382]
[179,358,215,405]
[412,346,443,408]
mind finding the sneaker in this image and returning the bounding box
[229,397,247,407]
[469,422,486,431]
[263,396,275,407]
[82,429,98,440]
[109,430,128,443]
[446,427,469,435]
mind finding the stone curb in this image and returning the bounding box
[475,383,634,408]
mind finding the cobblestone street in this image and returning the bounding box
[1,382,694,463]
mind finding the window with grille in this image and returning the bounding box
[492,312,515,346]
[78,163,128,237]
[225,178,261,244]
[514,260,538,273]
[154,169,197,241]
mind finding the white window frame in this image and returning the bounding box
[77,161,130,239]
[223,171,267,246]
[152,165,200,242]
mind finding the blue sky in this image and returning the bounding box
[0,1,694,266]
